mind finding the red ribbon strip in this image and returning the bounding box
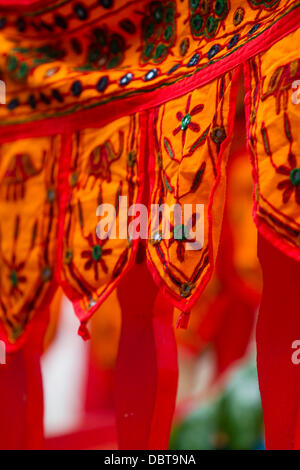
[115,256,178,450]
[257,234,300,450]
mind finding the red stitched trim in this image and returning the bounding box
[255,216,300,262]
[55,130,80,302]
[0,7,299,143]
[0,279,58,352]
[243,60,259,231]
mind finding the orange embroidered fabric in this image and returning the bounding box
[0,0,299,347]
[245,31,300,256]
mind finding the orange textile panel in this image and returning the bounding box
[0,0,298,347]
[0,0,299,450]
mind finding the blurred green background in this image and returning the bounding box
[170,358,264,450]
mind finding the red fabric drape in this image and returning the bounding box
[115,249,178,450]
[257,234,300,450]
[0,349,27,449]
[0,307,49,449]
[0,1,50,6]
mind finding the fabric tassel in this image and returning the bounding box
[78,320,91,341]
[176,311,190,330]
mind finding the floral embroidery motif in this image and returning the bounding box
[79,27,126,70]
[277,154,300,205]
[172,95,204,149]
[2,216,28,298]
[140,1,176,64]
[4,259,27,297]
[6,44,65,83]
[169,222,195,262]
[189,0,229,39]
[275,113,300,205]
[81,233,112,280]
